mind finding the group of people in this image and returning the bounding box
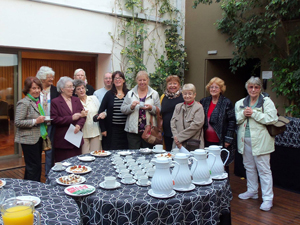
[15,67,278,212]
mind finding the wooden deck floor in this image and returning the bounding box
[0,163,299,224]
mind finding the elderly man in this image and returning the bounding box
[93,72,112,105]
[36,66,59,177]
[74,68,95,96]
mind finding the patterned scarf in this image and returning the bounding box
[42,87,50,114]
[164,89,182,99]
[27,94,48,139]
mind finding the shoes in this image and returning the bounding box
[238,191,258,200]
[260,200,273,211]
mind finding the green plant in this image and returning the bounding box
[110,0,188,94]
[193,0,300,117]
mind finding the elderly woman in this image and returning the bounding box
[121,71,161,149]
[171,83,204,150]
[51,76,86,161]
[96,71,129,150]
[235,76,278,211]
[36,66,59,177]
[15,77,46,181]
[160,75,184,151]
[74,68,95,96]
[200,77,236,173]
[74,79,101,153]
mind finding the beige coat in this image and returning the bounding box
[171,101,205,149]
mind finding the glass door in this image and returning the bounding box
[0,53,18,157]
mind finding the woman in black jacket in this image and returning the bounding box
[97,71,129,150]
[200,77,236,173]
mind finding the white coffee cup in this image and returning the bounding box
[104,176,116,188]
[116,164,127,171]
[153,145,163,151]
[123,174,133,183]
[139,102,145,107]
[147,168,156,177]
[135,170,145,179]
[137,156,146,162]
[54,162,62,170]
[131,165,142,173]
[139,175,149,185]
[125,155,133,160]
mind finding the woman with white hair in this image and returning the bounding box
[121,71,161,149]
[235,76,278,211]
[36,66,59,177]
[74,68,95,96]
[171,83,205,150]
[51,76,86,161]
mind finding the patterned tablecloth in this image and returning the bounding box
[0,178,82,225]
[47,150,232,225]
[275,116,300,148]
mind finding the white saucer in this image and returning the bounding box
[211,173,228,180]
[136,181,151,187]
[192,178,213,186]
[173,183,196,192]
[52,166,66,172]
[120,179,136,185]
[152,149,166,154]
[77,156,95,162]
[118,151,133,156]
[148,189,176,199]
[99,181,121,190]
[7,196,41,207]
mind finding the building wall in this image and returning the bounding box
[185,2,287,113]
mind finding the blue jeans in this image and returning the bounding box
[45,125,55,177]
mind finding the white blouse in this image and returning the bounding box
[81,95,101,139]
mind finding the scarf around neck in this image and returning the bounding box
[27,94,48,139]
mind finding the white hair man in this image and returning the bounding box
[93,72,112,105]
[74,68,95,96]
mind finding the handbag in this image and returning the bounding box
[43,136,52,151]
[142,106,163,145]
[266,116,290,137]
[182,109,201,151]
[262,103,290,137]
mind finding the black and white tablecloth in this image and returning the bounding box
[275,116,300,148]
[47,150,232,225]
[0,178,82,225]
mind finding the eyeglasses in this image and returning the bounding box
[210,86,220,90]
[65,86,75,90]
[114,77,123,81]
[248,85,260,90]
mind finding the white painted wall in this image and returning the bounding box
[0,0,185,87]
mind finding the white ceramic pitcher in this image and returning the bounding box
[206,145,229,177]
[191,149,216,183]
[172,153,195,189]
[151,157,179,195]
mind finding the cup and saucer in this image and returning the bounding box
[99,176,121,190]
[136,180,151,187]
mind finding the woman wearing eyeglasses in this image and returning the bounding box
[200,77,236,173]
[235,76,278,211]
[96,71,129,150]
[51,76,86,161]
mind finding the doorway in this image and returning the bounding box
[205,58,260,105]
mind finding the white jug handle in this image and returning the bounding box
[207,153,216,171]
[221,148,230,165]
[172,161,180,181]
[190,157,198,176]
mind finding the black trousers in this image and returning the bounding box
[127,132,153,149]
[163,136,173,151]
[21,137,43,182]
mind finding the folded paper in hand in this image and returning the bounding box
[64,124,83,148]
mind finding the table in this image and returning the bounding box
[0,178,82,225]
[47,150,232,225]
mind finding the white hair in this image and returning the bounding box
[245,76,263,90]
[36,66,55,80]
[182,83,196,93]
[74,68,86,78]
[57,76,73,93]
